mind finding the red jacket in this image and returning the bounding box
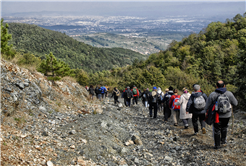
[131,88,139,97]
[169,94,180,109]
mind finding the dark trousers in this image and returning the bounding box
[132,97,138,105]
[124,98,127,106]
[149,103,158,118]
[213,118,230,147]
[192,113,206,133]
[126,99,131,107]
[114,96,119,104]
[164,107,171,121]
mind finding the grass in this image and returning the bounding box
[93,110,97,115]
[56,102,61,107]
[3,142,7,146]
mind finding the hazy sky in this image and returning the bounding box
[2,1,245,18]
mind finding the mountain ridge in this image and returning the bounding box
[7,22,147,73]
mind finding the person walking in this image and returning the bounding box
[111,87,120,104]
[95,85,99,99]
[175,88,192,129]
[157,87,164,113]
[131,85,139,105]
[121,87,128,106]
[124,86,133,107]
[169,89,181,126]
[186,84,208,135]
[97,85,103,101]
[149,87,159,118]
[142,88,150,108]
[105,85,109,97]
[101,86,107,99]
[88,85,95,100]
[204,80,238,149]
[163,86,174,122]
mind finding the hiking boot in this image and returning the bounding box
[194,132,198,135]
[214,146,221,149]
[185,126,189,129]
[174,123,178,126]
[202,127,206,134]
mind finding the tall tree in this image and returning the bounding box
[1,18,14,58]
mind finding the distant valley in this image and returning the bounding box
[73,33,185,55]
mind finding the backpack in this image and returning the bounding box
[151,91,158,103]
[194,95,206,110]
[215,93,231,114]
[133,88,137,95]
[126,90,132,99]
[90,88,94,95]
[172,96,180,110]
[165,94,172,107]
[98,88,102,94]
[157,92,163,102]
[114,89,120,96]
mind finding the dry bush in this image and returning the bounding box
[61,76,77,83]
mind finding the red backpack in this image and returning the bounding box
[172,95,180,110]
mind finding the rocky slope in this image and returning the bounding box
[1,60,246,166]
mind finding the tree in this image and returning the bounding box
[38,52,72,81]
[1,18,14,58]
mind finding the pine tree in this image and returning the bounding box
[1,18,14,58]
[38,52,72,81]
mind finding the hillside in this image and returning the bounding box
[89,13,246,101]
[7,23,147,73]
[1,59,246,166]
[73,33,185,55]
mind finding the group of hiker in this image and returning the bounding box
[87,80,238,149]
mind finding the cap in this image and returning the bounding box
[153,87,157,90]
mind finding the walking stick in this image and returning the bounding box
[231,107,234,135]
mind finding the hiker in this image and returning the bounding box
[95,85,99,99]
[131,85,139,105]
[85,85,89,91]
[124,86,133,107]
[111,87,120,104]
[122,87,128,106]
[175,88,192,129]
[157,87,164,113]
[149,87,159,118]
[169,89,181,126]
[204,80,238,149]
[163,86,174,122]
[88,85,95,100]
[105,85,109,97]
[186,84,208,135]
[162,88,169,117]
[139,89,142,101]
[142,88,150,108]
[97,85,103,101]
[101,86,107,99]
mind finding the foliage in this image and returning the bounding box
[74,69,89,86]
[89,13,246,101]
[1,18,15,58]
[7,22,147,73]
[38,52,72,81]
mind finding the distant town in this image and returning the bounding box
[3,15,228,55]
[4,15,215,36]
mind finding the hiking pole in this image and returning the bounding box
[231,106,234,135]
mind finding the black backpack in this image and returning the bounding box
[126,90,132,99]
[164,94,172,107]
